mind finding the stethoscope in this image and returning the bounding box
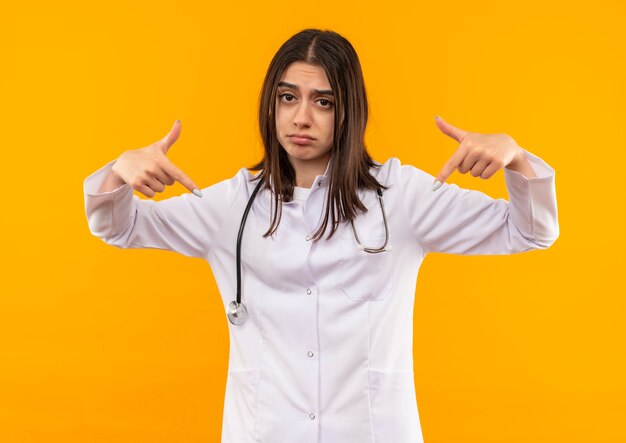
[227,176,390,325]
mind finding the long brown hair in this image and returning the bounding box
[248,28,387,241]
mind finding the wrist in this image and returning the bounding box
[506,147,525,169]
[110,161,126,186]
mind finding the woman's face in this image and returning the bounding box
[275,61,335,169]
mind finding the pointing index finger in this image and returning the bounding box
[432,146,466,191]
[161,157,203,198]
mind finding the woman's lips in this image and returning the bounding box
[289,136,315,145]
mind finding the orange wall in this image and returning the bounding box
[1,0,624,442]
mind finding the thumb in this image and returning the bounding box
[434,115,467,143]
[160,120,182,154]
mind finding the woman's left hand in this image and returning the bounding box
[431,115,524,190]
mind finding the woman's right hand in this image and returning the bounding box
[111,120,202,198]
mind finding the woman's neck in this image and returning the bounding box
[290,153,331,188]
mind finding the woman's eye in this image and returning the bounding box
[279,93,295,102]
[318,98,333,107]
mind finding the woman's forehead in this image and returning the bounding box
[279,62,332,90]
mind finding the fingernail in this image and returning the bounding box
[432,180,442,191]
[193,188,203,198]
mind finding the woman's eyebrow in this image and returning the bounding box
[277,81,334,95]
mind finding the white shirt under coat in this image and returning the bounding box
[83,148,559,443]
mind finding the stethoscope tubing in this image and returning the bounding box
[350,187,389,253]
[236,176,266,306]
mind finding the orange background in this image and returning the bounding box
[1,0,624,442]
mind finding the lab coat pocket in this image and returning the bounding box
[368,369,423,443]
[339,235,394,301]
[223,367,261,442]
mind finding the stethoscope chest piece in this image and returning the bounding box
[227,300,248,325]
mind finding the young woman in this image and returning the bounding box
[84,28,559,443]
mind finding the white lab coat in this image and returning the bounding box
[83,148,559,443]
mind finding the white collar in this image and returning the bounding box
[266,155,333,189]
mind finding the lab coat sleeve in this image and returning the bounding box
[399,148,560,255]
[83,158,242,258]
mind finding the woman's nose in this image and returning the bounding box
[293,102,312,126]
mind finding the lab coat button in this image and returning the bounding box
[306,288,312,295]
[305,235,311,241]
[307,351,314,357]
[309,413,316,420]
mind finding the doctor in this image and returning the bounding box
[84,28,559,443]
